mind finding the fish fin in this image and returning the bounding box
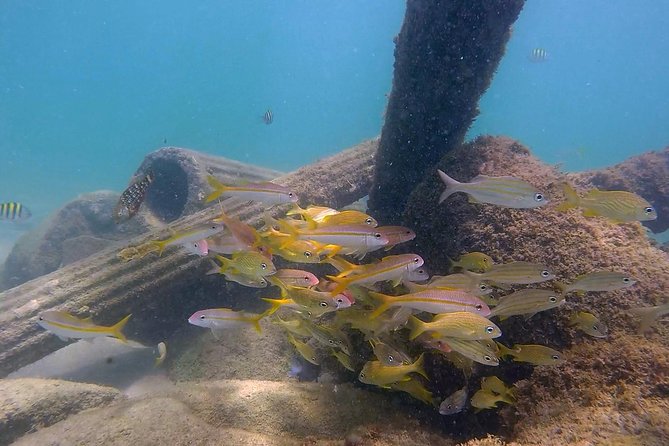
[110,314,131,343]
[285,204,306,217]
[262,298,290,316]
[412,352,428,380]
[629,307,660,334]
[205,175,226,203]
[367,291,394,319]
[390,278,402,288]
[523,312,537,321]
[210,329,224,340]
[152,240,168,256]
[437,170,461,204]
[327,256,358,273]
[581,209,600,218]
[495,342,514,358]
[205,259,221,275]
[215,255,234,274]
[408,316,426,341]
[325,275,350,296]
[555,282,568,293]
[57,335,70,342]
[556,183,579,211]
[467,196,481,204]
[249,315,264,334]
[302,213,318,230]
[446,257,459,273]
[496,315,508,321]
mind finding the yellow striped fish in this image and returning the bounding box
[206,175,297,205]
[557,271,636,294]
[0,202,31,221]
[466,261,555,284]
[489,289,564,320]
[368,289,491,319]
[437,170,548,208]
[408,313,501,341]
[557,183,657,223]
[38,311,131,342]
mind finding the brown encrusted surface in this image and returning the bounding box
[571,146,669,234]
[404,135,669,445]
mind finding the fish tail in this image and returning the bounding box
[215,255,234,273]
[325,275,350,296]
[437,169,461,204]
[556,183,579,212]
[110,314,132,342]
[276,219,299,247]
[261,211,280,231]
[261,298,290,316]
[555,282,568,294]
[152,240,168,256]
[412,352,429,380]
[495,342,514,358]
[205,259,221,276]
[302,213,319,229]
[328,256,359,273]
[367,291,394,319]
[446,256,460,273]
[205,175,227,202]
[248,313,266,333]
[408,316,427,341]
[285,204,306,217]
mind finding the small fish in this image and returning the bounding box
[470,389,514,410]
[287,333,319,365]
[222,271,268,288]
[0,202,31,221]
[489,289,564,320]
[314,210,378,228]
[331,349,355,371]
[391,378,434,406]
[270,269,320,288]
[497,343,564,366]
[449,252,494,273]
[375,226,416,251]
[188,308,268,338]
[408,313,501,341]
[441,337,500,366]
[557,183,657,223]
[38,311,131,342]
[213,211,262,249]
[368,289,491,319]
[528,47,548,62]
[437,170,548,208]
[113,171,154,223]
[206,175,297,205]
[358,353,427,387]
[153,222,225,255]
[466,262,555,285]
[326,254,425,295]
[569,311,608,338]
[181,239,209,256]
[273,314,312,337]
[407,274,492,296]
[439,386,468,415]
[304,321,351,354]
[369,338,412,366]
[277,285,351,313]
[629,303,669,334]
[154,342,167,367]
[557,271,636,294]
[207,232,250,254]
[215,252,276,279]
[262,108,273,125]
[480,376,514,397]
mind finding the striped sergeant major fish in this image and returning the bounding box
[0,202,31,221]
[529,48,548,62]
[113,170,154,223]
[262,108,274,125]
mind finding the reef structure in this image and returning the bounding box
[368,0,525,224]
[404,135,669,445]
[0,138,378,378]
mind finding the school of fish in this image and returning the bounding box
[36,170,663,416]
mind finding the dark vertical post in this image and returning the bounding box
[368,0,525,224]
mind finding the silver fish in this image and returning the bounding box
[439,386,468,415]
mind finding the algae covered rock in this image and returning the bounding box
[0,378,121,445]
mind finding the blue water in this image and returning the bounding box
[2,0,669,260]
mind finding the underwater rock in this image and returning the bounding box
[404,135,669,444]
[0,378,120,445]
[12,378,452,445]
[368,0,525,224]
[137,146,283,223]
[0,138,377,378]
[571,145,669,233]
[0,150,282,292]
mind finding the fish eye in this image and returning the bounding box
[484,355,492,362]
[374,233,382,238]
[551,354,560,360]
[549,296,557,302]
[534,193,544,202]
[479,285,488,291]
[475,304,483,311]
[211,225,217,229]
[359,372,365,378]
[388,355,395,362]
[288,192,294,197]
[541,270,550,277]
[485,326,495,334]
[622,277,631,283]
[644,206,654,214]
[336,298,344,304]
[38,316,43,321]
[261,263,267,269]
[199,315,206,320]
[592,325,598,331]
[320,301,328,307]
[365,218,373,224]
[311,356,316,361]
[413,258,420,263]
[328,339,335,345]
[303,251,312,258]
[260,279,267,286]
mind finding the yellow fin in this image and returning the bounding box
[110,314,132,343]
[205,175,227,203]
